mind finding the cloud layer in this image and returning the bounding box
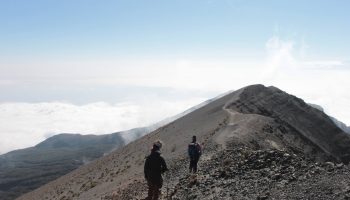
[0,98,204,154]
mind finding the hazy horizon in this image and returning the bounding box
[1,0,349,154]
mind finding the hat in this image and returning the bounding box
[154,140,162,149]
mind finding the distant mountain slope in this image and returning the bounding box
[0,131,127,200]
[17,85,350,200]
[36,133,123,149]
[330,117,350,134]
[308,103,350,134]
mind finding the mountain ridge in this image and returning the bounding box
[17,84,350,200]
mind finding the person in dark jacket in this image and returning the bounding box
[144,141,168,200]
[188,135,202,173]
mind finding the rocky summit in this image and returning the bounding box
[17,85,350,200]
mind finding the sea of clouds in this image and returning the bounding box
[0,98,205,154]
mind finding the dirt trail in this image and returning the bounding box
[215,107,274,149]
[214,108,238,149]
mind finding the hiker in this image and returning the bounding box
[144,141,168,200]
[188,135,202,173]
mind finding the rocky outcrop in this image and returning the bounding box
[158,143,350,200]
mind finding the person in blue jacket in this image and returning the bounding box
[188,135,202,173]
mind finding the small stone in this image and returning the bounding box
[336,163,344,169]
[325,162,335,168]
[257,195,269,200]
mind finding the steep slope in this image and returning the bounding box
[225,85,350,162]
[17,85,350,200]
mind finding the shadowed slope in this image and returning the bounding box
[226,85,350,162]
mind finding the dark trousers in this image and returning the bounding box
[146,180,162,200]
[189,157,199,173]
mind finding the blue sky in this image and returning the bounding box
[0,0,350,153]
[1,0,349,60]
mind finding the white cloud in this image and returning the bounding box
[0,98,205,154]
[302,60,345,70]
[264,35,296,74]
[260,35,350,126]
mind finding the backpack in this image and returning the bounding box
[188,142,201,158]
